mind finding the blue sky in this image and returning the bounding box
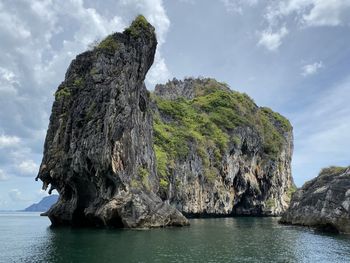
[0,0,349,209]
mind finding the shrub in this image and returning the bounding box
[97,35,118,54]
[319,166,348,176]
[124,15,153,38]
[55,86,71,100]
[73,77,84,87]
[138,166,150,190]
[260,107,292,133]
[154,145,168,179]
[159,178,169,190]
[286,185,297,200]
[265,198,275,209]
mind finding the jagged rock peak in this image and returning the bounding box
[154,77,231,100]
[280,166,350,233]
[124,15,155,38]
[36,15,188,228]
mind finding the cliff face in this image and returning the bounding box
[36,16,188,227]
[280,166,350,233]
[153,78,295,216]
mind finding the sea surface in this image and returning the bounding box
[1,212,350,263]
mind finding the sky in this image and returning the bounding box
[0,0,350,210]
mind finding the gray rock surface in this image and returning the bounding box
[36,16,188,228]
[280,166,350,233]
[153,78,295,216]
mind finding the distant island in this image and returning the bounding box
[23,195,58,212]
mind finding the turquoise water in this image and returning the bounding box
[1,212,350,262]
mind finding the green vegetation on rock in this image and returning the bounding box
[265,198,275,209]
[73,77,84,87]
[153,95,229,182]
[86,102,96,121]
[154,145,172,194]
[97,35,118,54]
[286,185,297,199]
[260,107,292,133]
[138,166,150,190]
[124,15,154,38]
[55,86,71,100]
[319,166,348,176]
[152,79,292,185]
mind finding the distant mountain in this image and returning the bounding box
[24,195,59,212]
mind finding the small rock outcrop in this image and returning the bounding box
[280,166,350,233]
[36,16,188,228]
[152,78,295,216]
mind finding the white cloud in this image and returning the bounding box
[258,26,288,51]
[303,0,350,27]
[8,189,27,202]
[258,0,350,51]
[146,51,171,86]
[0,67,19,95]
[0,169,8,181]
[220,0,259,13]
[301,61,323,76]
[0,67,18,83]
[0,6,31,40]
[16,160,39,177]
[0,134,20,148]
[264,0,350,27]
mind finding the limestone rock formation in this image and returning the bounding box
[152,78,295,216]
[37,15,295,227]
[36,16,188,228]
[280,166,350,233]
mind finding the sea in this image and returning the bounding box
[0,212,350,262]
